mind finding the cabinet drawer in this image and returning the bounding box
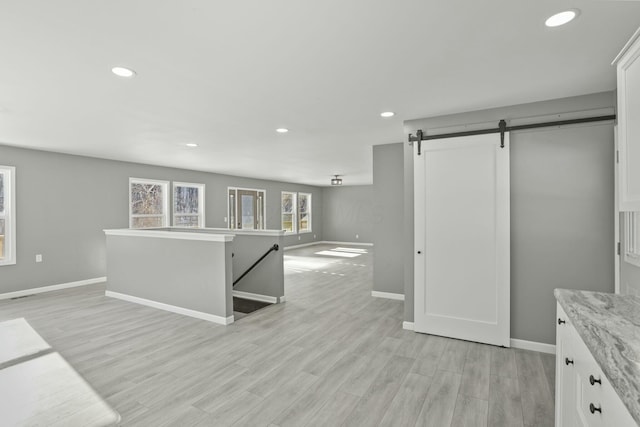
[573,328,608,425]
[571,324,636,426]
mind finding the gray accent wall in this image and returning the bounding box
[0,144,323,294]
[321,185,373,243]
[402,91,617,345]
[372,143,404,295]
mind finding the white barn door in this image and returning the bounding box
[414,133,510,347]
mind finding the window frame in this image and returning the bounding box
[172,182,205,228]
[227,186,267,230]
[281,191,297,234]
[624,211,640,268]
[0,165,16,266]
[129,177,170,229]
[298,192,312,233]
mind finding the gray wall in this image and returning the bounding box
[403,141,415,321]
[372,143,404,295]
[620,214,640,296]
[321,185,373,243]
[510,124,614,344]
[402,91,617,345]
[0,144,323,294]
[106,235,233,318]
[230,234,284,299]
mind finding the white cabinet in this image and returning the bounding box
[556,304,578,426]
[615,27,640,211]
[555,303,636,426]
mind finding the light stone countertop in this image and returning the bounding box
[555,289,640,425]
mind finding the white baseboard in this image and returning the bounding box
[283,242,321,251]
[284,240,374,251]
[401,324,555,354]
[279,296,286,303]
[402,321,415,331]
[510,338,556,354]
[105,291,234,325]
[0,277,107,301]
[371,291,405,301]
[232,290,278,304]
[321,241,374,247]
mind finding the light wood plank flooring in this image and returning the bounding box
[0,244,555,426]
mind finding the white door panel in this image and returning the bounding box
[414,133,510,347]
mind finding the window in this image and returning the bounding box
[298,192,312,233]
[0,166,16,266]
[129,178,169,228]
[281,192,297,233]
[624,212,640,267]
[173,182,205,228]
[228,187,266,230]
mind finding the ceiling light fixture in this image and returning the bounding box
[331,175,343,186]
[545,10,579,27]
[111,66,136,78]
[185,143,198,148]
[380,111,395,118]
[276,128,289,133]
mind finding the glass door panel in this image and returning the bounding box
[228,188,266,230]
[239,191,256,229]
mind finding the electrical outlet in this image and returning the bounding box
[313,234,316,239]
[35,254,43,263]
[355,234,359,239]
[298,236,301,240]
[223,217,227,223]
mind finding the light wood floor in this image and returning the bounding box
[0,244,555,426]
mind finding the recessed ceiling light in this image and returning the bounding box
[545,10,578,27]
[276,128,289,133]
[111,66,136,78]
[185,143,198,148]
[380,112,395,118]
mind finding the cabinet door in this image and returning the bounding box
[573,334,605,427]
[617,31,640,210]
[556,304,577,426]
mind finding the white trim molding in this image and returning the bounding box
[232,290,278,304]
[402,321,415,331]
[279,296,286,303]
[0,277,107,301]
[371,291,405,301]
[205,227,285,237]
[283,241,319,251]
[612,25,640,65]
[322,241,373,247]
[510,338,556,355]
[403,324,555,354]
[284,241,373,251]
[105,291,234,325]
[104,228,234,242]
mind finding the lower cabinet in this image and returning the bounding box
[555,303,636,426]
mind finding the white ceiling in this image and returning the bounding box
[0,1,639,186]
